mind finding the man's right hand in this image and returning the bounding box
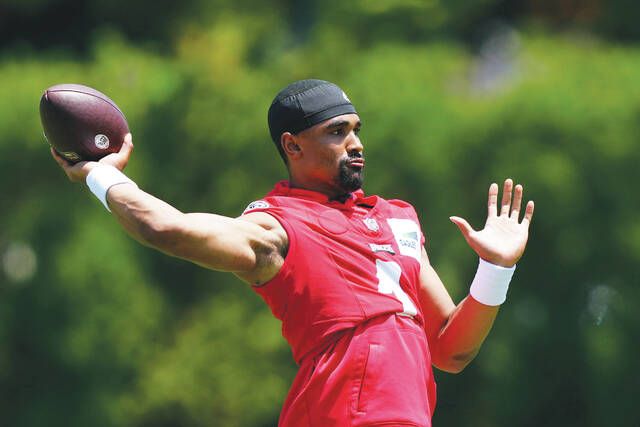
[51,133,134,183]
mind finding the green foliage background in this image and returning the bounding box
[1,1,639,426]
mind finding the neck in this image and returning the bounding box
[288,171,350,201]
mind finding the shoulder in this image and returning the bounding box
[378,197,425,233]
[240,194,290,246]
[240,211,285,235]
[386,198,415,210]
[240,198,289,253]
[377,197,420,219]
[235,210,289,285]
[242,198,277,215]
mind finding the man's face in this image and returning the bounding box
[291,113,364,196]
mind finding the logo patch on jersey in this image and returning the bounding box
[387,218,421,261]
[369,243,395,254]
[363,218,379,232]
[243,200,270,213]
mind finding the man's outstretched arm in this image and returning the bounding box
[418,179,534,373]
[51,134,287,286]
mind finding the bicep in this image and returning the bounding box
[417,247,456,345]
[106,184,286,284]
[165,212,286,279]
[166,214,255,265]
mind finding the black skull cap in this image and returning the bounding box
[268,79,357,143]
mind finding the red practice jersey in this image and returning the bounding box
[245,181,436,426]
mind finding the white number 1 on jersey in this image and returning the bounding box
[376,260,417,317]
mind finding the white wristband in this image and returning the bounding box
[86,165,137,212]
[469,258,516,306]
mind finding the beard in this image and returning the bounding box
[335,154,364,194]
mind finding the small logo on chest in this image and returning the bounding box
[362,218,380,232]
[369,243,395,254]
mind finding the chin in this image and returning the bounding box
[338,170,364,193]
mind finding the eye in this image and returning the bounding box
[354,127,361,135]
[330,128,344,136]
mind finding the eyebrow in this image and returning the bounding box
[325,119,362,129]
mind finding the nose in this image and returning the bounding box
[347,131,363,155]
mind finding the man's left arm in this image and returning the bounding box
[418,179,534,373]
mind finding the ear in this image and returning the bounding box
[281,132,302,160]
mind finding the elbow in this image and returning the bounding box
[432,349,479,374]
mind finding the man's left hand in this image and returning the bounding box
[449,179,534,267]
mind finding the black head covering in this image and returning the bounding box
[268,79,357,146]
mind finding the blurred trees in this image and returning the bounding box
[1,1,639,426]
[3,0,640,53]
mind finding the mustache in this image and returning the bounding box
[345,152,364,160]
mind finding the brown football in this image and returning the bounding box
[40,83,129,163]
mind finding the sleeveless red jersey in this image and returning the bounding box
[245,181,436,426]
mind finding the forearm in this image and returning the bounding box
[106,183,184,250]
[419,251,512,373]
[432,296,499,373]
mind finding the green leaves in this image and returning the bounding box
[2,22,640,427]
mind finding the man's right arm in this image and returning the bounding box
[106,184,287,285]
[51,135,287,286]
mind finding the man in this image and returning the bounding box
[52,79,534,426]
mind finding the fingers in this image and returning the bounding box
[119,133,134,166]
[487,183,498,217]
[100,133,134,169]
[510,184,523,220]
[521,200,535,227]
[50,147,70,167]
[500,178,513,216]
[50,147,74,180]
[491,178,531,222]
[51,147,63,164]
[449,216,476,238]
[123,133,133,152]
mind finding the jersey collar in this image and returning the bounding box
[268,180,377,210]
